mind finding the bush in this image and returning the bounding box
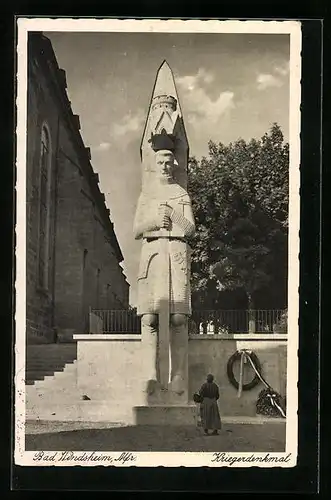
[273,310,287,333]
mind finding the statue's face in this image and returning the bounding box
[155,151,174,183]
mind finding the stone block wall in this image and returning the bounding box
[26,45,61,344]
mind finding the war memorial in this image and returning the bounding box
[26,60,287,426]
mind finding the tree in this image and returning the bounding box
[188,123,289,331]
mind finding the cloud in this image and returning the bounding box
[256,61,289,90]
[94,142,111,152]
[92,110,145,153]
[178,68,214,91]
[112,109,145,137]
[256,73,283,90]
[177,68,235,129]
[199,68,215,84]
[195,67,215,85]
[274,61,290,77]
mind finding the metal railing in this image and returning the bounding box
[89,309,287,334]
[89,309,141,334]
[190,309,286,334]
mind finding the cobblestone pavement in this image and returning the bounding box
[25,421,286,453]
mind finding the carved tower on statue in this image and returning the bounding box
[133,61,196,423]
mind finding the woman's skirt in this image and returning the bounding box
[200,397,222,429]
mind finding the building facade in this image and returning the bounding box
[26,33,129,344]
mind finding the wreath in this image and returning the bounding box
[256,388,286,418]
[226,350,261,391]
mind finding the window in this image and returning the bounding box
[38,125,52,290]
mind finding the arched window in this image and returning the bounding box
[38,125,52,290]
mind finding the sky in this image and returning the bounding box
[45,31,290,306]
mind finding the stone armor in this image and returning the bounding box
[134,185,194,316]
[137,239,191,315]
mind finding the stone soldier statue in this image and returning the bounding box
[134,61,195,399]
[133,148,195,396]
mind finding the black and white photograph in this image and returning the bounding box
[15,18,301,468]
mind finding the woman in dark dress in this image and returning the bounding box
[199,374,222,435]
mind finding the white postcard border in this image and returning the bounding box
[15,17,302,468]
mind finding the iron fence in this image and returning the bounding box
[89,309,141,334]
[190,309,286,334]
[89,308,287,334]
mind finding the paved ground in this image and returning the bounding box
[25,420,286,452]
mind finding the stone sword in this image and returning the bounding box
[158,203,171,390]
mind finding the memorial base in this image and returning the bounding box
[134,404,197,426]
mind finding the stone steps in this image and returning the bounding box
[26,355,76,363]
[26,364,75,371]
[25,358,139,424]
[27,366,66,374]
[26,343,77,385]
[27,343,77,353]
[31,363,77,390]
[26,361,79,417]
[26,370,62,381]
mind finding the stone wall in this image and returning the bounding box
[27,333,288,422]
[75,335,147,423]
[26,41,60,343]
[26,34,129,344]
[188,334,287,417]
[73,333,287,421]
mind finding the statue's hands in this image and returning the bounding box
[159,203,172,217]
[158,203,172,230]
[160,215,171,230]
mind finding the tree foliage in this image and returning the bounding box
[188,123,289,310]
